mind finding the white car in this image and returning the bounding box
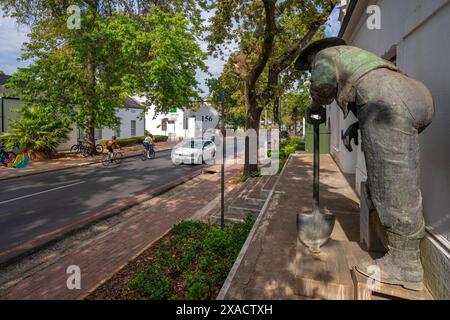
[171,139,216,165]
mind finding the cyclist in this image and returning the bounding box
[106,136,120,162]
[143,133,155,159]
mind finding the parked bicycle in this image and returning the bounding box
[141,144,156,161]
[0,145,16,167]
[101,150,123,166]
[70,139,104,157]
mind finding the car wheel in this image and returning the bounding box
[172,157,182,165]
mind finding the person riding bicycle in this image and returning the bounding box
[143,134,155,159]
[106,136,120,162]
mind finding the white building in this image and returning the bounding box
[329,0,450,299]
[140,97,198,140]
[0,75,145,150]
[58,97,146,150]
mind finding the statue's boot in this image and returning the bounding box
[356,232,424,291]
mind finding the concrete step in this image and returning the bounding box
[234,177,259,199]
[246,177,268,199]
[261,175,277,192]
[209,211,255,225]
[227,200,263,215]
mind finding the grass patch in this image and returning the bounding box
[230,174,249,185]
[127,215,255,300]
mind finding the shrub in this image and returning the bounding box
[153,135,168,142]
[283,144,296,155]
[99,135,168,146]
[128,215,255,300]
[0,106,71,159]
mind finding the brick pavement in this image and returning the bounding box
[0,165,242,299]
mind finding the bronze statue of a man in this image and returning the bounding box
[296,37,434,291]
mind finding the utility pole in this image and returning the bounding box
[220,90,226,229]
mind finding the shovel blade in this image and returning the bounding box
[297,211,336,253]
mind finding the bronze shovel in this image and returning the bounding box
[297,105,336,254]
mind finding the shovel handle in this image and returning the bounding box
[313,121,320,212]
[306,105,326,213]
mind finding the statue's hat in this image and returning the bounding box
[295,37,347,71]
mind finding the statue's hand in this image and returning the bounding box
[306,104,326,125]
[343,122,359,152]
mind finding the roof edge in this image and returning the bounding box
[338,0,358,38]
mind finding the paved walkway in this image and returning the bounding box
[0,165,242,299]
[0,141,177,181]
[221,154,361,299]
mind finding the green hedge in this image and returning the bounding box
[268,136,305,174]
[99,135,168,146]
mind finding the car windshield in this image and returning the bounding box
[180,140,204,149]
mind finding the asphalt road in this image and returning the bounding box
[0,150,204,254]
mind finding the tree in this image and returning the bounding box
[207,0,336,176]
[281,85,311,135]
[208,57,246,130]
[1,0,207,152]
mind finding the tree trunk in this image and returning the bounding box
[244,80,263,176]
[273,94,280,128]
[84,55,97,153]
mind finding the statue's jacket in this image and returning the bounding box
[310,45,401,118]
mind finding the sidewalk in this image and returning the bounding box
[0,164,242,299]
[220,153,361,299]
[0,141,177,181]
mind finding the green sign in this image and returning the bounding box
[169,107,177,113]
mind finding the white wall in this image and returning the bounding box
[1,98,22,133]
[335,0,450,298]
[145,105,198,140]
[57,108,145,151]
[102,107,145,140]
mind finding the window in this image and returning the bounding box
[115,126,121,138]
[161,118,168,131]
[131,120,136,137]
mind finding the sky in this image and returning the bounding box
[0,6,340,93]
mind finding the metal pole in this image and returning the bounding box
[220,91,226,228]
[312,121,320,211]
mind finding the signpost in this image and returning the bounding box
[220,91,225,229]
[194,100,225,228]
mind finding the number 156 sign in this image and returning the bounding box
[196,105,219,129]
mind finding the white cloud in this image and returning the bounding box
[0,9,30,74]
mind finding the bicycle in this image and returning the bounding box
[70,140,104,157]
[141,144,156,161]
[101,150,123,166]
[0,145,16,167]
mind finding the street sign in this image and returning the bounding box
[195,105,219,129]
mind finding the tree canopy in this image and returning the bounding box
[1,0,207,150]
[206,0,335,175]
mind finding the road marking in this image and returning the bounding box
[0,181,85,205]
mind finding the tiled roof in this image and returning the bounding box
[124,97,144,109]
[0,74,12,95]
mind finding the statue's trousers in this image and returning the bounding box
[355,68,434,243]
